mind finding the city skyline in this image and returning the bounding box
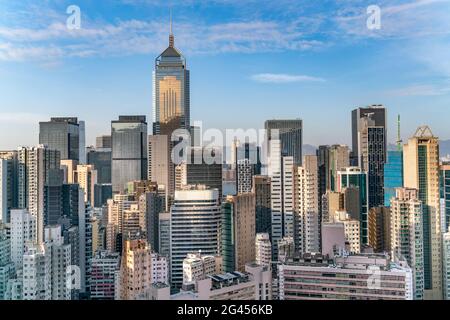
[1,0,450,149]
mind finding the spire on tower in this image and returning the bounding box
[397,114,402,151]
[169,9,174,47]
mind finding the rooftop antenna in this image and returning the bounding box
[169,8,174,47]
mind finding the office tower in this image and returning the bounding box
[22,243,51,300]
[390,188,424,300]
[278,253,413,300]
[235,142,261,193]
[17,145,61,244]
[39,117,80,161]
[111,116,148,194]
[118,239,152,300]
[44,225,71,300]
[182,253,220,290]
[221,194,256,272]
[337,167,368,245]
[139,189,165,251]
[265,119,303,166]
[351,105,387,209]
[317,145,350,194]
[60,159,78,184]
[87,147,111,184]
[62,183,83,227]
[74,164,97,205]
[368,206,391,253]
[10,209,36,270]
[96,135,112,149]
[189,126,201,147]
[321,191,344,224]
[177,147,223,198]
[321,223,346,257]
[440,163,450,233]
[170,186,221,288]
[253,175,272,235]
[0,151,18,224]
[43,168,65,226]
[153,21,190,136]
[0,226,15,300]
[403,126,442,299]
[268,138,295,260]
[443,227,450,300]
[148,135,172,201]
[79,120,86,164]
[384,150,404,207]
[255,233,272,268]
[90,251,120,300]
[93,184,112,208]
[333,211,361,254]
[294,155,319,254]
[158,212,170,257]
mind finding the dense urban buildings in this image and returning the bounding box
[1,14,450,303]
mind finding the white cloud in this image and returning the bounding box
[251,73,325,83]
[387,84,450,96]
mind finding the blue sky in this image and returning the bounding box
[1,0,450,149]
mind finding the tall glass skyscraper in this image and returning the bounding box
[39,117,80,161]
[384,150,404,206]
[265,119,303,166]
[351,105,387,209]
[337,167,368,245]
[111,116,148,194]
[440,164,450,234]
[153,24,190,136]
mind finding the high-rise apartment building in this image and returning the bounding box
[440,163,450,233]
[17,145,60,243]
[111,116,147,194]
[278,253,413,300]
[182,252,220,290]
[22,243,51,300]
[74,164,97,205]
[0,151,18,224]
[403,126,442,299]
[90,250,120,300]
[390,188,424,300]
[10,209,36,270]
[0,225,15,300]
[255,233,272,268]
[443,227,450,300]
[294,155,320,253]
[221,193,256,272]
[170,186,221,288]
[368,206,391,253]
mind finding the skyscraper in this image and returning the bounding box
[265,119,303,166]
[337,167,368,245]
[294,155,320,254]
[268,138,295,260]
[111,116,148,194]
[253,175,272,235]
[440,163,450,233]
[384,150,404,206]
[169,186,221,288]
[17,146,60,244]
[403,126,442,300]
[0,151,18,224]
[39,117,80,161]
[390,188,424,300]
[153,20,190,136]
[351,105,387,209]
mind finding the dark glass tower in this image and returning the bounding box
[265,119,303,166]
[39,117,80,161]
[111,116,148,194]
